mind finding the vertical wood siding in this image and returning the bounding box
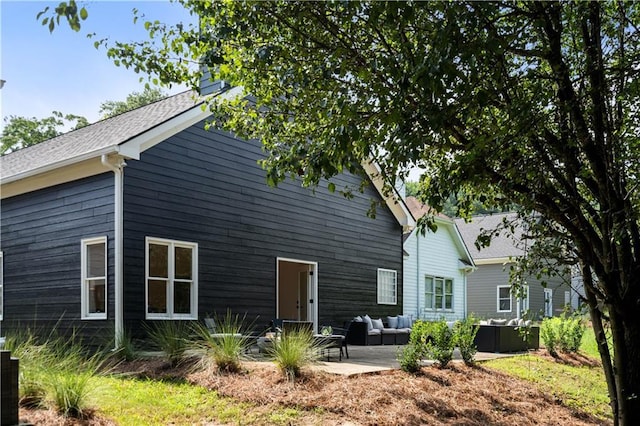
[123,121,404,333]
[0,174,115,342]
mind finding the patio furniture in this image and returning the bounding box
[473,324,540,353]
[314,334,346,361]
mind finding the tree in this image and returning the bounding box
[99,87,167,119]
[0,112,88,154]
[43,2,640,423]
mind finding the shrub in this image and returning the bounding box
[145,321,192,366]
[425,320,455,368]
[268,330,320,381]
[454,316,479,364]
[398,342,424,373]
[541,314,585,356]
[541,317,559,356]
[195,312,252,373]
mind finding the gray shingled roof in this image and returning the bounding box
[454,213,526,260]
[1,90,202,180]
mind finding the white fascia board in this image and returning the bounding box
[120,104,212,156]
[1,146,120,185]
[474,257,515,265]
[362,160,416,230]
[451,224,476,267]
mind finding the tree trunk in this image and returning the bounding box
[609,307,640,425]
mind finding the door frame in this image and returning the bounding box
[276,257,318,332]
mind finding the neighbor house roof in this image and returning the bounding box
[454,212,525,263]
[1,91,204,182]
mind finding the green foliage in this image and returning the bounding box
[398,342,423,373]
[541,314,586,357]
[49,372,94,417]
[195,312,252,373]
[99,86,167,119]
[1,112,88,154]
[453,315,479,364]
[425,320,455,368]
[486,354,611,422]
[407,319,456,368]
[267,331,320,381]
[3,327,104,417]
[144,321,192,366]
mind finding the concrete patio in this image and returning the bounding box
[308,345,520,376]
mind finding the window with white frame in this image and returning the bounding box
[146,237,198,319]
[377,268,397,305]
[0,251,4,321]
[424,276,454,310]
[81,237,107,319]
[497,285,512,312]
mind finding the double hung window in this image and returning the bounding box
[146,237,198,319]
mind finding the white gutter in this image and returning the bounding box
[101,154,126,349]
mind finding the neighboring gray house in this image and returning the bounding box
[455,213,571,320]
[402,197,475,322]
[0,89,414,346]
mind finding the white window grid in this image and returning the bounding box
[377,268,397,305]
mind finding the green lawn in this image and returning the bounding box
[92,376,301,425]
[483,325,612,422]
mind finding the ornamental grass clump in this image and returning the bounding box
[3,327,104,417]
[195,311,252,373]
[268,330,320,381]
[145,320,192,366]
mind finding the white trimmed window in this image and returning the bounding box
[497,285,512,312]
[81,237,107,319]
[377,268,397,305]
[424,276,454,310]
[146,237,198,319]
[0,251,4,321]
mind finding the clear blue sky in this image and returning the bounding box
[0,0,195,128]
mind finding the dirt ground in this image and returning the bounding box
[19,351,610,425]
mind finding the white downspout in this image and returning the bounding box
[416,231,420,319]
[101,154,126,349]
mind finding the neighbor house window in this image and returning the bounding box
[377,268,397,305]
[146,237,198,319]
[497,285,512,312]
[424,276,454,310]
[81,237,107,319]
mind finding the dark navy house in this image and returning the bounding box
[0,90,414,346]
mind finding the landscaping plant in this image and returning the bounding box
[398,342,424,373]
[195,311,252,373]
[144,320,192,366]
[541,314,586,357]
[425,320,455,368]
[453,316,479,364]
[268,330,320,381]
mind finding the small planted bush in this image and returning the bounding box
[268,330,320,381]
[426,320,455,368]
[454,315,479,364]
[541,314,586,356]
[145,320,192,366]
[398,342,424,373]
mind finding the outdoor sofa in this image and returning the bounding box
[473,319,540,353]
[346,314,413,345]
